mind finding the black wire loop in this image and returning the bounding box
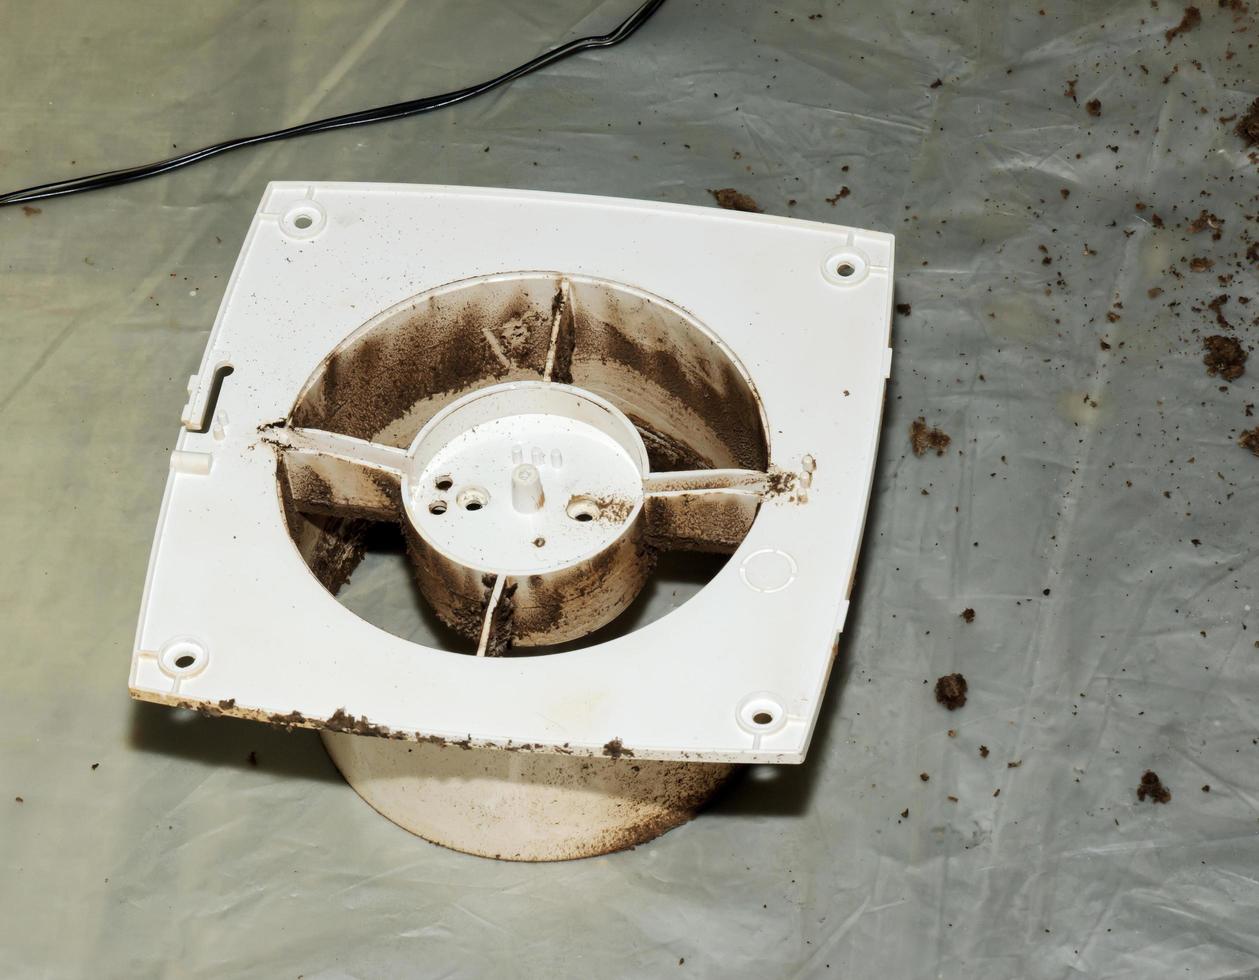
[0,0,665,208]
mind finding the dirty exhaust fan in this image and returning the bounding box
[131,184,893,860]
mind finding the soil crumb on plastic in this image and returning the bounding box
[1237,98,1259,148]
[21,205,41,216]
[1086,98,1102,117]
[911,418,952,456]
[603,737,633,759]
[1188,210,1224,239]
[709,188,762,212]
[1203,335,1247,381]
[979,745,990,758]
[1239,428,1259,455]
[961,607,976,623]
[920,772,930,782]
[1164,5,1201,41]
[896,303,912,316]
[1207,294,1232,329]
[1189,256,1215,272]
[935,673,968,710]
[1137,770,1171,803]
[825,187,850,205]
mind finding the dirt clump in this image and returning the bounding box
[1235,98,1259,148]
[961,608,976,623]
[1164,5,1202,41]
[1240,428,1259,455]
[1203,335,1247,381]
[1137,770,1171,803]
[709,188,762,213]
[1086,98,1102,117]
[1188,210,1224,239]
[911,418,951,456]
[934,673,968,710]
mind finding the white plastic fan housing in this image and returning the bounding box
[130,183,893,858]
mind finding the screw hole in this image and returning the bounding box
[434,475,453,491]
[429,500,448,515]
[293,214,313,229]
[457,487,489,511]
[752,711,774,725]
[835,262,855,278]
[566,496,601,522]
[174,654,197,669]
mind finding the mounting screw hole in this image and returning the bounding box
[280,202,326,238]
[737,692,787,734]
[159,637,208,677]
[822,248,869,285]
[429,500,448,515]
[566,496,601,522]
[434,475,453,491]
[457,487,489,511]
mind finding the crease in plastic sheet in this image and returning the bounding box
[0,0,1256,976]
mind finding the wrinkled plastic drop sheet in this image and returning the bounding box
[1,0,1257,976]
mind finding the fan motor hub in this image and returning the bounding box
[402,382,648,576]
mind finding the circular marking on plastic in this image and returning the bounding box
[739,548,797,593]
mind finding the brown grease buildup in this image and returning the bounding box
[911,418,951,456]
[935,673,968,710]
[709,188,762,213]
[1137,770,1171,803]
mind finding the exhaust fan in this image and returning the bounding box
[131,183,893,860]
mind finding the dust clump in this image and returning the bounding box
[911,418,951,456]
[709,188,762,213]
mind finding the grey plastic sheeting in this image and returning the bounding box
[2,0,1257,976]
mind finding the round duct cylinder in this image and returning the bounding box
[321,732,734,861]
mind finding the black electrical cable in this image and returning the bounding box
[0,0,666,209]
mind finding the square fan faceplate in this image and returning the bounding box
[130,182,893,763]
